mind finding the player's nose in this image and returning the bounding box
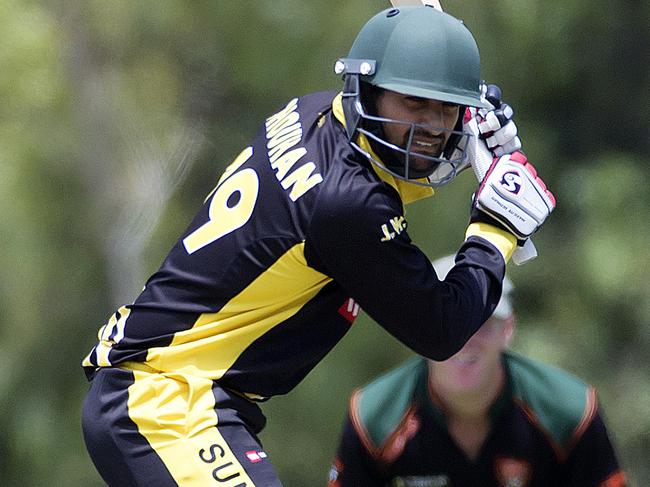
[421,108,445,134]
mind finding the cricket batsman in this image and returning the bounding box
[81,6,555,486]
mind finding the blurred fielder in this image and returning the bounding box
[328,256,626,487]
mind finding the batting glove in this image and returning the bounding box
[465,84,522,157]
[471,151,556,240]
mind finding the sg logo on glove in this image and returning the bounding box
[500,171,522,195]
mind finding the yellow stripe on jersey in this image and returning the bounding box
[144,242,332,381]
[127,369,256,486]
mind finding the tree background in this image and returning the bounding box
[1,0,648,485]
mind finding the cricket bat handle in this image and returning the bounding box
[465,117,537,266]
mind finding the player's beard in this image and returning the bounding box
[404,129,445,176]
[360,114,447,179]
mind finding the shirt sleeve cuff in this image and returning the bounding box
[465,223,517,262]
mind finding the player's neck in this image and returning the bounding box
[429,364,506,462]
[429,364,505,421]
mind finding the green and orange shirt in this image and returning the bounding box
[329,352,626,487]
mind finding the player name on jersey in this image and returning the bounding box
[265,98,323,201]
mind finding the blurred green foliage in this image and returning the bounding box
[1,0,648,485]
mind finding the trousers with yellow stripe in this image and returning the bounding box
[82,366,283,486]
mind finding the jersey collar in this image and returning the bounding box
[331,92,434,205]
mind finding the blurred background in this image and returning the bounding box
[1,0,649,485]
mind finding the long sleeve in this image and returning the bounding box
[305,171,505,361]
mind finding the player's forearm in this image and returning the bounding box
[305,191,505,360]
[309,243,505,360]
[370,238,504,360]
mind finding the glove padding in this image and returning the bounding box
[468,84,522,157]
[472,151,556,240]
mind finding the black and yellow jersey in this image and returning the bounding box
[83,91,510,398]
[329,353,626,487]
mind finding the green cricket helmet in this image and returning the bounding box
[335,6,488,187]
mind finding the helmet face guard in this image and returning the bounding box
[337,6,487,188]
[339,62,471,188]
